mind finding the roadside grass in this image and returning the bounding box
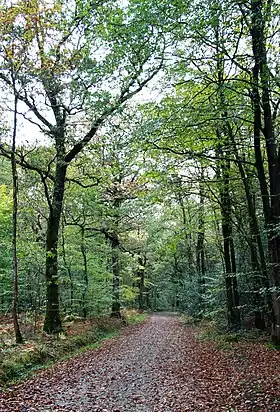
[122,308,148,325]
[0,310,147,387]
[179,313,200,326]
[196,322,270,349]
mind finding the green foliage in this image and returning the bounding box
[196,323,243,350]
[122,309,147,325]
[179,314,198,326]
[0,185,12,311]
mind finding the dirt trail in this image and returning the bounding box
[1,315,189,412]
[1,314,280,412]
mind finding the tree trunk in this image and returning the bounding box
[43,162,66,333]
[110,234,121,318]
[218,148,241,330]
[221,212,240,330]
[249,0,280,344]
[175,180,195,280]
[61,222,74,311]
[138,256,146,311]
[241,186,269,329]
[196,180,206,314]
[231,143,268,329]
[11,95,23,344]
[81,227,88,318]
[213,22,240,330]
[173,253,183,310]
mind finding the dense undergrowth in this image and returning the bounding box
[0,310,147,387]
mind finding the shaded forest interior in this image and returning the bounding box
[0,0,280,348]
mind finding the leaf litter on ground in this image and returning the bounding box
[1,314,279,411]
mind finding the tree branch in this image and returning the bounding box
[65,57,164,164]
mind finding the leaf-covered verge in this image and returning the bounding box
[176,320,280,411]
[0,310,147,387]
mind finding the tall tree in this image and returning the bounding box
[0,0,165,332]
[11,93,23,343]
[237,0,280,343]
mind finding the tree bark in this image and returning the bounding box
[221,204,241,329]
[214,51,241,329]
[43,161,66,333]
[239,172,269,329]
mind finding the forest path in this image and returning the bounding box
[1,314,280,411]
[1,315,189,412]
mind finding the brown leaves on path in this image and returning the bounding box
[1,315,279,411]
[163,328,280,411]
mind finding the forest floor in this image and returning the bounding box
[1,314,280,412]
